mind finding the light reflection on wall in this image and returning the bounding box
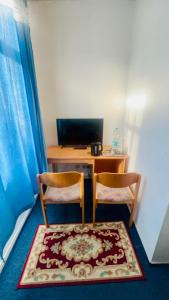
[124,93,147,170]
[127,93,147,109]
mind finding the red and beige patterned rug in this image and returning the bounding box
[18,222,144,288]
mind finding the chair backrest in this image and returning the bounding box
[37,171,82,188]
[95,172,141,188]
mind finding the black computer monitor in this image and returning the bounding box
[56,118,103,147]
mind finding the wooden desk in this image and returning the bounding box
[47,146,128,174]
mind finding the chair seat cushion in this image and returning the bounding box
[45,183,80,202]
[96,183,134,202]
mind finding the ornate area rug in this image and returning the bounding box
[18,222,144,288]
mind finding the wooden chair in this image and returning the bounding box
[93,172,141,227]
[37,171,84,227]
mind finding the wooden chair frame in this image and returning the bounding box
[93,172,141,227]
[37,171,84,227]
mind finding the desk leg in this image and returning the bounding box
[118,160,125,173]
[118,158,128,173]
[124,157,129,173]
[92,161,95,178]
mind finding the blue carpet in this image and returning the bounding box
[0,179,169,300]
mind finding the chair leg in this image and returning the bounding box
[129,203,136,227]
[41,201,49,228]
[93,199,96,224]
[82,200,85,224]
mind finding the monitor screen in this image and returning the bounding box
[56,118,103,146]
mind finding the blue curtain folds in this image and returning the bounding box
[0,1,47,258]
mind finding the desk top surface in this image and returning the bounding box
[46,146,128,160]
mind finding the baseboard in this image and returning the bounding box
[0,195,37,273]
[150,259,169,264]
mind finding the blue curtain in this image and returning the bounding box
[0,0,47,258]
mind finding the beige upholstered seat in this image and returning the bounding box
[37,172,84,227]
[45,183,80,203]
[96,183,134,202]
[93,172,141,227]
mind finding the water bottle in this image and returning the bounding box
[112,128,121,154]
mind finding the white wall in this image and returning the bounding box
[125,0,169,261]
[152,204,169,263]
[28,0,135,145]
